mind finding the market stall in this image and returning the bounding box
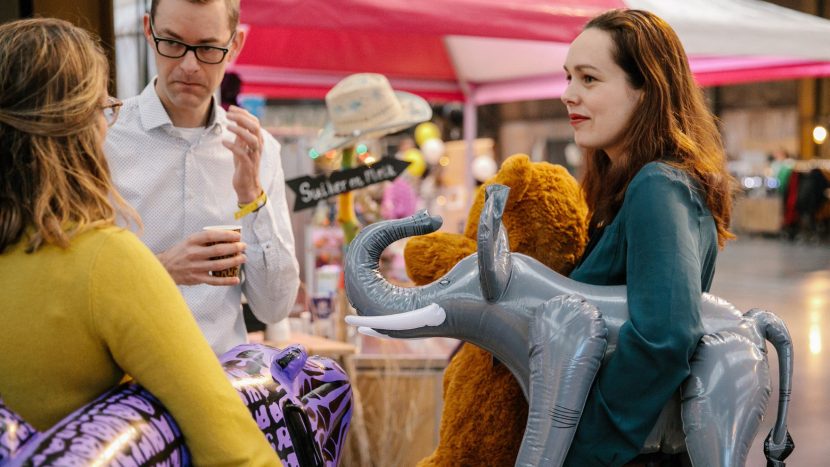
[231,0,830,190]
[227,2,830,463]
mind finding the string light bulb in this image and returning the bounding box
[813,125,827,145]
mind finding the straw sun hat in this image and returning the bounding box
[313,73,432,154]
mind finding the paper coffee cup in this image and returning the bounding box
[203,225,242,278]
[265,318,291,342]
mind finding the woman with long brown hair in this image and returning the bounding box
[0,18,278,465]
[561,9,734,466]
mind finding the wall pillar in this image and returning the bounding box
[32,0,117,94]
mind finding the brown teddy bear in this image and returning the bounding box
[404,153,589,466]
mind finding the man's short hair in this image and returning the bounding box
[150,0,240,32]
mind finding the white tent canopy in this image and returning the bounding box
[445,0,830,105]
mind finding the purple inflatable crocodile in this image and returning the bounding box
[0,343,352,466]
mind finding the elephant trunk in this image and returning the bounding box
[345,210,443,317]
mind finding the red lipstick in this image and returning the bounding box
[569,113,589,126]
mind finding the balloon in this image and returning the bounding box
[564,143,583,168]
[401,148,427,177]
[1,344,354,467]
[471,155,497,182]
[414,122,441,146]
[381,177,418,220]
[420,138,445,165]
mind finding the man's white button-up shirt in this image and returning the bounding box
[105,81,299,355]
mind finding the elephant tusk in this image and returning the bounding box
[357,327,392,338]
[345,303,446,330]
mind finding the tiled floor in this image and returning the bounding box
[709,236,830,466]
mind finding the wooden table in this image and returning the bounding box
[250,331,458,466]
[259,331,357,359]
[347,336,458,466]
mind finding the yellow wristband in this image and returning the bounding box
[234,191,267,219]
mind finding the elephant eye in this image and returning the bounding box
[439,279,451,287]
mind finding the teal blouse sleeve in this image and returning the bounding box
[565,165,710,466]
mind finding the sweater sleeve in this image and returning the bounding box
[89,230,279,466]
[565,169,706,466]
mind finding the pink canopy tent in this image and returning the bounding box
[230,0,830,189]
[232,0,830,104]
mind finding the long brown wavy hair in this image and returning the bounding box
[0,18,138,253]
[579,9,735,247]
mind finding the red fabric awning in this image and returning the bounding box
[231,0,830,102]
[232,0,621,100]
[238,0,618,42]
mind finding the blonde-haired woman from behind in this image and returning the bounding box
[0,17,278,465]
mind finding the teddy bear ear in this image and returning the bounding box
[495,154,532,208]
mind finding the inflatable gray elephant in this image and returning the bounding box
[345,184,794,467]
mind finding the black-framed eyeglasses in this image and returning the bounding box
[102,96,123,127]
[149,19,235,65]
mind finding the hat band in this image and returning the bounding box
[332,102,402,136]
[335,120,414,138]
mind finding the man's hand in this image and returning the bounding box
[223,105,264,204]
[157,230,246,286]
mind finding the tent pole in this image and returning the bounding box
[463,94,477,209]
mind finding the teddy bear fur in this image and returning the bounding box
[404,154,589,466]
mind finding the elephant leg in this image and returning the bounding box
[681,332,771,467]
[516,294,607,467]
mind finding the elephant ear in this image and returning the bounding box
[464,154,533,240]
[404,232,476,286]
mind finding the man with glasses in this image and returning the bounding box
[105,0,299,355]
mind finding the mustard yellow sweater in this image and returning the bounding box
[0,227,279,466]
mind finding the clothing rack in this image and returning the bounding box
[793,158,830,172]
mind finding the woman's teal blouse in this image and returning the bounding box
[564,162,719,466]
